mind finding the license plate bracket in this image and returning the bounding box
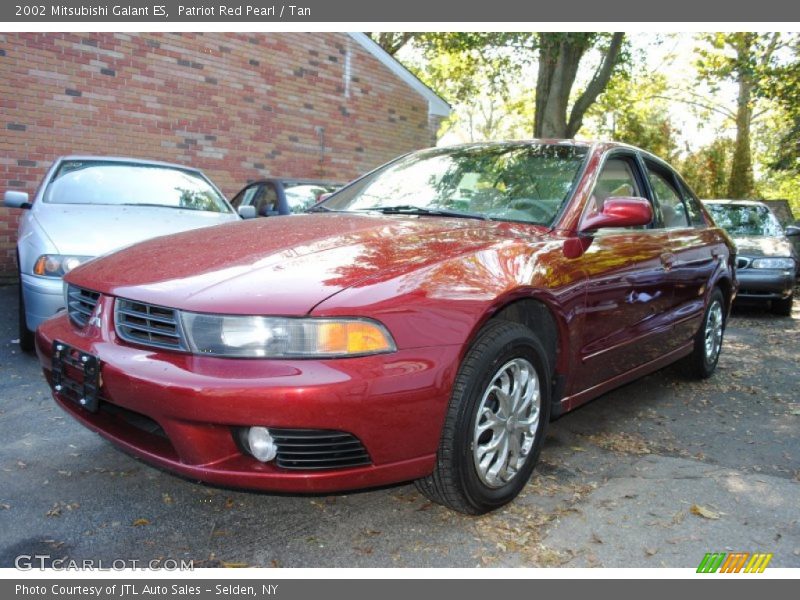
[52,341,101,413]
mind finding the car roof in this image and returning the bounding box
[702,199,770,207]
[57,155,203,173]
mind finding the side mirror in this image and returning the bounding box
[785,225,800,238]
[238,205,257,219]
[4,190,31,209]
[580,197,653,233]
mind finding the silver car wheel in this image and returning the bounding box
[704,300,724,363]
[472,358,540,488]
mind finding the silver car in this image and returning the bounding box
[704,199,799,315]
[4,156,241,350]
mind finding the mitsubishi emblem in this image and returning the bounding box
[88,303,103,328]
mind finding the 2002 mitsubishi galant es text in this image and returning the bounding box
[36,141,736,514]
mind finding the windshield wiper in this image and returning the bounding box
[307,204,337,212]
[358,205,489,220]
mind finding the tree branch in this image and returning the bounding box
[566,32,625,137]
[645,94,736,120]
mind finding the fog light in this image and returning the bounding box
[247,427,277,462]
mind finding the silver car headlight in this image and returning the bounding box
[33,254,92,278]
[750,257,795,270]
[179,313,397,358]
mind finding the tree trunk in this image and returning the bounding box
[727,35,756,199]
[534,33,624,138]
[535,34,586,137]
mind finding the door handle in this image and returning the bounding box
[661,253,676,270]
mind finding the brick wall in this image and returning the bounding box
[0,32,440,279]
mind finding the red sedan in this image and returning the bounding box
[36,141,736,514]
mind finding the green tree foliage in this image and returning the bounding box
[587,70,680,160]
[677,139,735,199]
[374,33,626,141]
[695,33,786,199]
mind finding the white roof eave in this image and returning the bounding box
[348,32,451,118]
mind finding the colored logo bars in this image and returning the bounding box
[697,552,773,573]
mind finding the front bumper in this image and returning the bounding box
[36,311,460,493]
[21,273,65,331]
[735,267,794,301]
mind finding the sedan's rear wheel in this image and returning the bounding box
[415,320,551,514]
[681,288,725,379]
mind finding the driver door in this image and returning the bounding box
[570,153,674,393]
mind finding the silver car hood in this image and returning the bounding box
[33,203,239,257]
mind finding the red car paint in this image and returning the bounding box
[36,141,736,493]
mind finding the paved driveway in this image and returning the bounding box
[1,285,797,568]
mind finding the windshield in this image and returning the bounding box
[285,183,339,213]
[45,160,232,213]
[321,143,589,225]
[706,203,783,237]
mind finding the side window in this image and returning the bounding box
[585,156,649,229]
[645,163,689,229]
[254,183,279,217]
[231,185,259,209]
[677,180,709,227]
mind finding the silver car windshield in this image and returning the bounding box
[707,204,783,237]
[44,160,231,213]
[320,143,589,225]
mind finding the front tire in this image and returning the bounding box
[681,288,725,379]
[415,320,551,515]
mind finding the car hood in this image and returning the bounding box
[66,213,528,315]
[34,204,239,257]
[731,235,795,258]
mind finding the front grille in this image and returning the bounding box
[736,257,751,269]
[115,298,186,350]
[269,428,372,470]
[67,285,100,328]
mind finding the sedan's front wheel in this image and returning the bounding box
[415,320,551,514]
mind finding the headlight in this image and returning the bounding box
[750,257,795,270]
[33,254,92,278]
[180,313,396,358]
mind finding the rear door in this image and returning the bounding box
[644,160,720,347]
[572,151,675,393]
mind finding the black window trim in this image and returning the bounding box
[579,148,658,234]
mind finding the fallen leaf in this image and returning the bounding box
[591,532,603,544]
[645,547,658,556]
[690,504,720,520]
[221,561,249,568]
[132,518,150,527]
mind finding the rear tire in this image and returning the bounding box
[415,320,551,515]
[681,288,725,379]
[771,294,793,317]
[17,272,35,353]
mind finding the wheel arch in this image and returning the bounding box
[464,290,572,417]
